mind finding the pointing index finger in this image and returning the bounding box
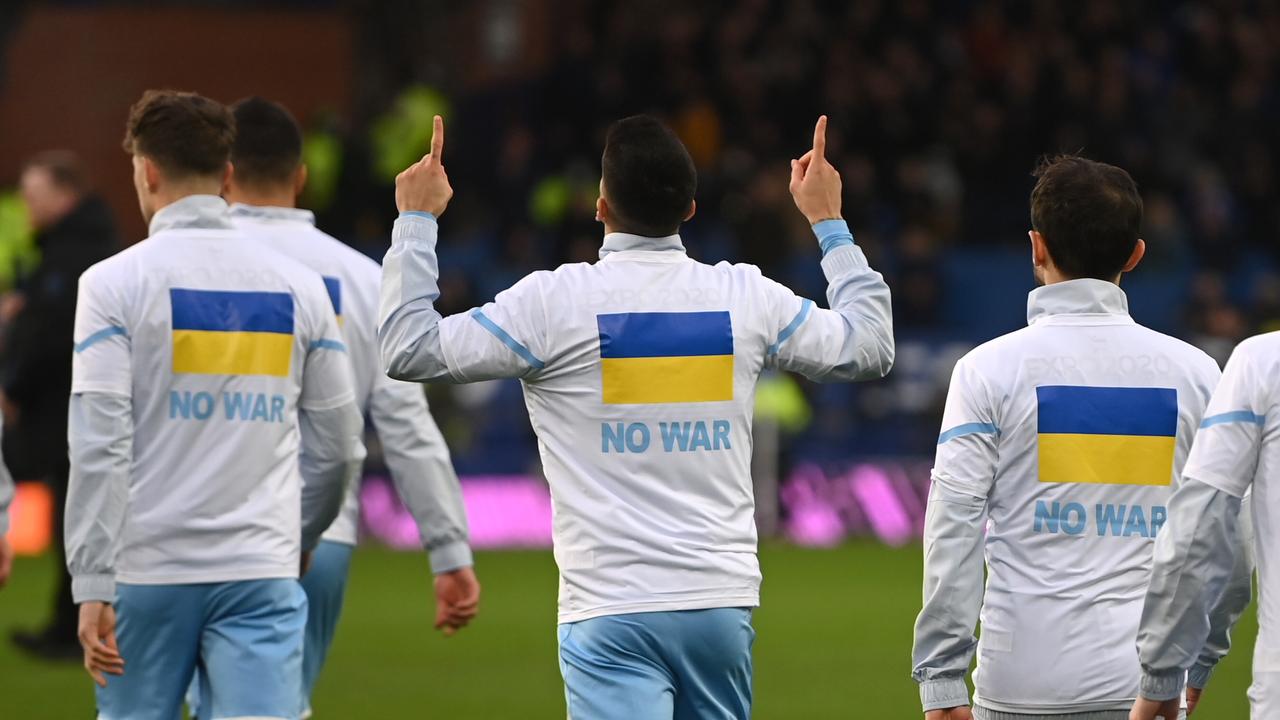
[431,115,445,160]
[812,115,827,161]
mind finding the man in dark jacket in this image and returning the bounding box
[4,150,115,658]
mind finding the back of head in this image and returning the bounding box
[1030,155,1143,281]
[229,97,303,190]
[123,89,234,182]
[601,115,697,237]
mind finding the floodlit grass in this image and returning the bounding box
[0,543,1257,718]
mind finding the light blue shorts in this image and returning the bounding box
[97,578,306,720]
[299,540,355,716]
[557,608,754,720]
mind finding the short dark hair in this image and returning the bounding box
[23,150,89,195]
[1030,155,1143,280]
[230,97,303,188]
[122,90,234,180]
[601,115,696,237]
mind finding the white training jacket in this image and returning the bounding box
[65,195,362,603]
[379,214,893,623]
[229,204,471,573]
[912,279,1222,714]
[1137,331,1278,715]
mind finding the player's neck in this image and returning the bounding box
[225,186,297,210]
[150,184,225,216]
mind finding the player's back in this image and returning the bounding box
[228,204,383,544]
[74,199,341,586]
[229,205,382,409]
[445,236,866,622]
[950,279,1220,712]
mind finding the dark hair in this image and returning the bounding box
[601,115,696,237]
[230,97,303,188]
[122,90,234,179]
[1030,155,1144,280]
[23,150,89,195]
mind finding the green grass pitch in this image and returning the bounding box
[0,543,1258,717]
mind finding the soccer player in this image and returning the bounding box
[65,90,362,720]
[1130,333,1274,719]
[911,156,1233,720]
[220,96,478,716]
[379,114,893,718]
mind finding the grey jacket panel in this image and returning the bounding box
[368,375,471,573]
[912,479,987,711]
[65,392,132,603]
[1137,478,1244,700]
[299,400,364,552]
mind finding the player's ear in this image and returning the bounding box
[684,200,696,223]
[1029,230,1049,268]
[294,164,309,199]
[1122,238,1146,273]
[220,161,234,195]
[143,156,162,192]
[595,195,607,224]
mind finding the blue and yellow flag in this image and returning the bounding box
[1037,385,1177,485]
[322,276,343,325]
[171,288,294,377]
[598,311,734,404]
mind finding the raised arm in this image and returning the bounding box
[379,115,549,384]
[767,116,894,382]
[379,115,455,383]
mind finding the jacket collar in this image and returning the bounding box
[1027,278,1132,326]
[229,203,316,226]
[599,232,686,259]
[148,195,234,236]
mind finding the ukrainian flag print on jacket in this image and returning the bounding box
[170,288,294,377]
[1036,385,1178,486]
[597,311,734,405]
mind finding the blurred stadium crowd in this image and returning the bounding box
[7,0,1280,469]
[351,0,1280,468]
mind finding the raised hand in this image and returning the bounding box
[789,115,843,225]
[78,601,124,687]
[395,115,454,217]
[434,566,481,637]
